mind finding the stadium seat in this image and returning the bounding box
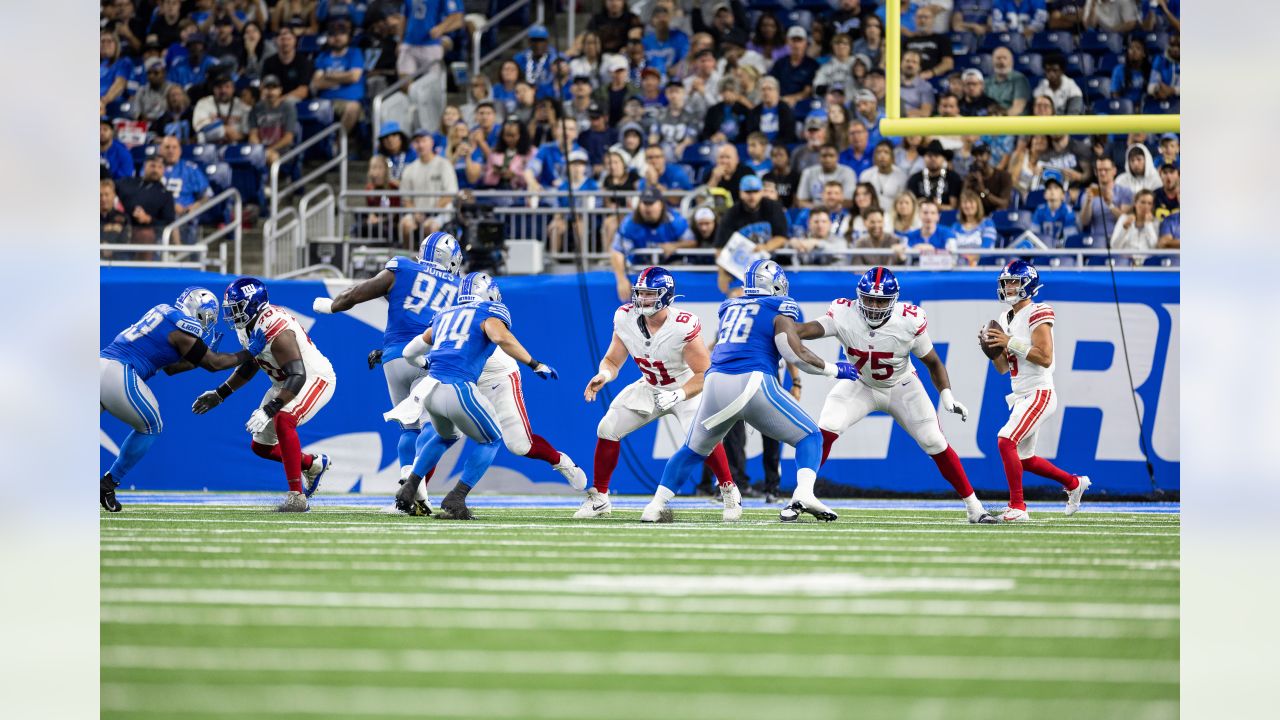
[1015,53,1043,78]
[1063,232,1095,249]
[112,101,134,120]
[783,10,813,31]
[938,209,957,226]
[297,99,336,161]
[957,53,993,76]
[1143,97,1180,114]
[1092,98,1134,115]
[1031,31,1076,55]
[1096,53,1121,75]
[221,144,266,170]
[795,0,835,9]
[205,161,233,192]
[929,76,951,96]
[981,31,1026,54]
[1084,255,1116,266]
[297,33,322,56]
[1141,31,1170,54]
[130,144,157,167]
[1084,75,1112,100]
[1144,255,1179,267]
[992,209,1033,238]
[1080,31,1123,56]
[950,31,977,57]
[681,142,715,170]
[1065,53,1095,78]
[1020,189,1046,211]
[183,143,220,164]
[220,144,267,208]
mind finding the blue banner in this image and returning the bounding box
[101,267,1179,496]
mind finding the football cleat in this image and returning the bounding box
[554,453,588,491]
[573,489,612,519]
[968,510,999,524]
[436,487,474,520]
[100,473,122,513]
[394,480,430,517]
[783,493,838,522]
[640,499,672,523]
[276,491,309,512]
[1065,475,1091,516]
[720,483,743,522]
[302,454,331,498]
[999,507,1031,522]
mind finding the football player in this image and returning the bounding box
[980,260,1091,522]
[192,278,336,512]
[646,260,859,523]
[390,273,559,519]
[99,287,254,512]
[579,267,739,520]
[795,267,997,524]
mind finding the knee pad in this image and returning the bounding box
[596,417,623,443]
[505,434,531,457]
[914,425,949,456]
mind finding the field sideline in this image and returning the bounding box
[101,496,1179,720]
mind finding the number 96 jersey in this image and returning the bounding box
[818,299,933,389]
[613,303,701,388]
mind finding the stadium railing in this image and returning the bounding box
[99,187,243,274]
[471,1,544,83]
[267,122,348,222]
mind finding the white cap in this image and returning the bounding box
[694,207,716,223]
[786,26,807,41]
[606,55,628,73]
[961,68,984,82]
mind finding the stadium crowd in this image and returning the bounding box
[100,0,1180,274]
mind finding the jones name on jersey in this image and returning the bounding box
[613,302,701,389]
[822,298,932,389]
[238,306,335,382]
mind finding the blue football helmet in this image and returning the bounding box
[631,266,676,317]
[223,277,271,329]
[176,286,220,334]
[856,267,899,326]
[997,259,1044,304]
[743,259,789,297]
[458,272,502,304]
[419,231,464,275]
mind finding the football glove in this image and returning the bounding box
[939,388,969,422]
[531,362,558,380]
[246,331,267,356]
[245,409,272,434]
[192,390,224,414]
[312,297,334,314]
[834,361,860,381]
[367,349,383,370]
[654,388,686,414]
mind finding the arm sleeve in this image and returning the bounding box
[910,328,935,358]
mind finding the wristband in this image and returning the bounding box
[262,398,285,417]
[1006,336,1031,359]
[527,357,541,370]
[596,361,616,383]
[215,384,234,399]
[820,362,839,378]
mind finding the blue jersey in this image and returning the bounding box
[101,304,204,381]
[383,256,459,361]
[315,47,366,101]
[403,0,464,47]
[611,212,691,258]
[710,295,801,376]
[427,301,511,384]
[163,160,210,207]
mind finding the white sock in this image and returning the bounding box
[795,468,816,496]
[962,493,983,513]
[654,486,675,504]
[399,465,411,481]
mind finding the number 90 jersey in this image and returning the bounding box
[613,303,701,388]
[238,305,335,384]
[383,256,459,362]
[820,299,933,389]
[710,295,802,376]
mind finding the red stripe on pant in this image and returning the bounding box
[1010,389,1050,444]
[511,372,563,465]
[287,378,329,422]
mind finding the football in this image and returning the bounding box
[980,320,1005,360]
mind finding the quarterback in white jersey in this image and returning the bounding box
[192,278,334,512]
[797,267,996,524]
[579,267,739,520]
[980,260,1090,522]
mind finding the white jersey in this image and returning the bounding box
[999,301,1055,395]
[238,305,335,384]
[819,299,933,389]
[613,303,702,389]
[477,345,520,387]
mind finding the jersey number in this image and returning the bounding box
[717,304,760,345]
[434,309,475,350]
[123,309,163,341]
[404,272,457,314]
[848,348,895,381]
[635,358,676,386]
[1006,352,1019,377]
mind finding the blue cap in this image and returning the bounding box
[739,175,763,193]
[1160,132,1179,142]
[1041,167,1065,188]
[528,25,549,40]
[378,121,404,139]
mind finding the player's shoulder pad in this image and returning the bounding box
[674,307,702,341]
[1029,302,1055,326]
[773,296,802,320]
[482,301,512,327]
[826,297,854,318]
[259,308,293,342]
[157,304,203,337]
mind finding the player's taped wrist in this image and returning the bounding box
[215,383,234,399]
[262,398,285,418]
[820,362,839,378]
[940,388,955,407]
[596,361,616,383]
[312,297,334,314]
[1006,336,1031,359]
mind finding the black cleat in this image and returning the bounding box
[100,474,122,513]
[785,499,838,522]
[394,481,429,517]
[436,488,475,520]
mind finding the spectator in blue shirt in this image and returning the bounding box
[513,25,559,92]
[1157,211,1179,249]
[770,26,821,106]
[1112,37,1151,104]
[903,200,956,254]
[547,150,601,254]
[396,0,464,78]
[839,122,875,177]
[643,3,689,78]
[579,105,618,167]
[100,120,134,182]
[949,190,998,262]
[638,144,694,204]
[1077,155,1133,245]
[312,18,366,133]
[954,0,995,34]
[743,77,797,145]
[168,33,219,89]
[528,117,586,190]
[1030,171,1080,246]
[610,186,694,300]
[993,0,1048,36]
[1148,31,1179,101]
[157,135,212,244]
[100,31,132,115]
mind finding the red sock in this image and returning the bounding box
[997,437,1025,510]
[1022,456,1079,489]
[820,429,840,466]
[273,413,303,493]
[593,438,621,493]
[525,433,561,464]
[704,443,734,486]
[930,446,974,498]
[251,441,313,470]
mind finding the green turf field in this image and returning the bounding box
[101,503,1179,720]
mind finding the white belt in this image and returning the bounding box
[701,371,763,430]
[383,376,441,425]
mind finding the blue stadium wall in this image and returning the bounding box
[101,267,1179,497]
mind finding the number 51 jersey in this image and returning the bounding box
[383,256,460,362]
[823,299,932,389]
[613,303,702,388]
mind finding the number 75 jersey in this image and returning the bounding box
[820,299,933,389]
[613,303,702,388]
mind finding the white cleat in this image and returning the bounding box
[640,499,673,523]
[781,492,838,522]
[554,453,589,491]
[999,506,1031,522]
[276,490,309,512]
[720,483,743,522]
[1065,475,1091,516]
[573,489,612,519]
[302,453,331,497]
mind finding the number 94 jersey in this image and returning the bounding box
[819,299,933,389]
[383,256,459,362]
[613,303,702,388]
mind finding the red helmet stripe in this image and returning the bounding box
[873,266,883,292]
[638,267,651,286]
